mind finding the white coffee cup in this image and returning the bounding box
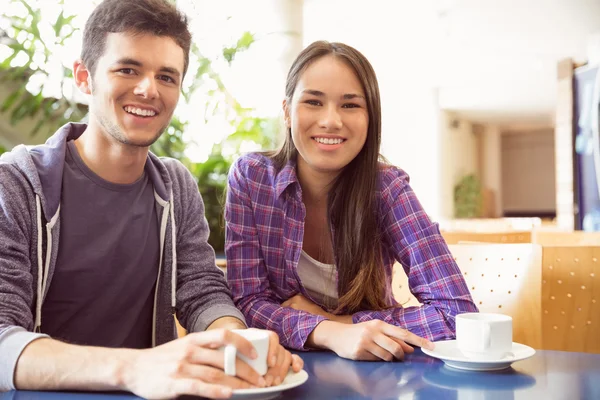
[456,313,512,361]
[223,329,270,376]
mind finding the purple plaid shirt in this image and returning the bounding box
[225,153,477,350]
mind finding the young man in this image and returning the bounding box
[0,1,301,399]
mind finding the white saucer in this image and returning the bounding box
[422,340,535,371]
[231,370,308,400]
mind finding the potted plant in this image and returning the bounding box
[454,174,483,218]
[0,0,277,253]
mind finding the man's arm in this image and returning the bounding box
[14,330,268,399]
[207,317,246,331]
[165,160,247,333]
[0,166,53,391]
[14,338,131,391]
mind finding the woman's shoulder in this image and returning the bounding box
[377,162,411,193]
[231,153,278,180]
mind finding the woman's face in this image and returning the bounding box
[284,55,369,177]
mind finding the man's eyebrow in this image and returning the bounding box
[113,58,181,77]
[159,66,181,78]
[114,57,143,67]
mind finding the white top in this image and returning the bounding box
[296,250,339,308]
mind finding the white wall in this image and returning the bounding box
[501,129,557,214]
[481,125,503,217]
[441,112,478,218]
[303,0,447,219]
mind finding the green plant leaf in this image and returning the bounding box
[0,86,25,111]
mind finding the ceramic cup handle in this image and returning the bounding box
[224,344,237,376]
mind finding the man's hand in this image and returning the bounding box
[282,294,352,323]
[122,329,267,399]
[263,331,304,386]
[207,318,304,387]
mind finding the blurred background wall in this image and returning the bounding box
[2,0,600,249]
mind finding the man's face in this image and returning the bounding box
[82,32,184,147]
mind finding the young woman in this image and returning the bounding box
[225,41,477,361]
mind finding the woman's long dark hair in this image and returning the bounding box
[271,41,388,313]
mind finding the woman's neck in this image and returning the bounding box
[296,157,338,206]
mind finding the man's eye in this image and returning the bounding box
[159,75,176,84]
[119,68,135,74]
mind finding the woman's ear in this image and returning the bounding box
[282,99,291,128]
[73,60,92,95]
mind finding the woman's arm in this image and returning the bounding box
[351,169,478,340]
[224,158,328,350]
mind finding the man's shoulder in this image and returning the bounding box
[0,161,32,195]
[0,163,36,220]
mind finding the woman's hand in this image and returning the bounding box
[309,319,434,361]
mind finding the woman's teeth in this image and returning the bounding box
[313,137,344,145]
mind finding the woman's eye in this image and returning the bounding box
[306,99,321,106]
[342,103,360,109]
[119,68,135,74]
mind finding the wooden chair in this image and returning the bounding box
[533,231,600,246]
[438,218,542,232]
[176,318,187,338]
[392,243,543,349]
[541,246,600,353]
[441,231,532,245]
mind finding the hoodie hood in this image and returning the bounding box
[0,122,172,221]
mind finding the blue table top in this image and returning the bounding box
[3,348,600,400]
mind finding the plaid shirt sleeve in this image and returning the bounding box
[352,167,478,341]
[225,158,327,350]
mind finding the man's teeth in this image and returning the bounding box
[313,137,344,145]
[124,106,156,117]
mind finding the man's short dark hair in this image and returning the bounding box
[81,0,192,79]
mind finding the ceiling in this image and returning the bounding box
[436,0,600,128]
[304,0,600,130]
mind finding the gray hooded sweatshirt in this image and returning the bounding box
[0,123,246,391]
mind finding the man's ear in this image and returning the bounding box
[73,60,92,95]
[282,99,291,128]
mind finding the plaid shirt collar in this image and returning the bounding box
[274,157,300,199]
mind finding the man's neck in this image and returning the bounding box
[74,124,149,185]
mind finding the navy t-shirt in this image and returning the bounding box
[41,141,159,348]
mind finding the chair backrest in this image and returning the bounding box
[438,218,542,232]
[392,243,542,349]
[441,231,532,245]
[533,231,600,246]
[541,246,600,353]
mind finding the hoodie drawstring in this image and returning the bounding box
[152,192,173,347]
[34,196,43,332]
[170,191,177,310]
[34,196,60,333]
